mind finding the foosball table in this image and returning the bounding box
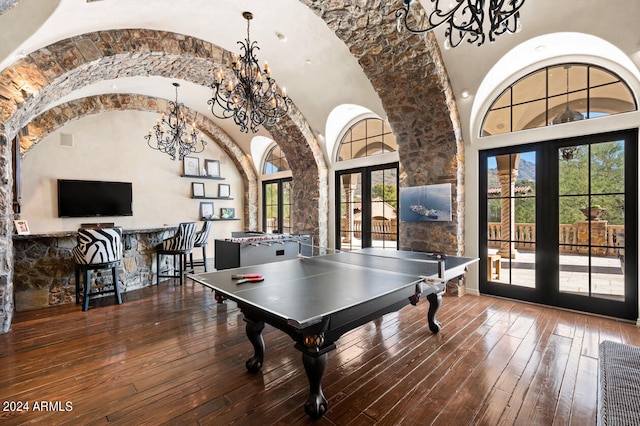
[214,232,313,270]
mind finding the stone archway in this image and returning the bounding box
[0,29,326,332]
[0,31,325,238]
[301,1,465,254]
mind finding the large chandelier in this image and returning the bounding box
[145,82,206,161]
[395,0,526,49]
[208,11,291,133]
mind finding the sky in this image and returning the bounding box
[487,151,536,169]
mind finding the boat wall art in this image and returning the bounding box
[399,184,452,222]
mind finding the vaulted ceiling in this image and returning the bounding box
[1,0,639,161]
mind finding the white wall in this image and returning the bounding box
[19,110,245,255]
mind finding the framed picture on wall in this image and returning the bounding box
[192,182,205,198]
[221,207,235,219]
[399,183,453,222]
[183,156,200,176]
[218,183,231,198]
[14,219,30,235]
[200,202,214,219]
[205,159,220,178]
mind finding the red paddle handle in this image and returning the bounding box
[235,277,264,284]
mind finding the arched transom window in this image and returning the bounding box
[482,63,637,137]
[337,118,397,161]
[262,144,290,174]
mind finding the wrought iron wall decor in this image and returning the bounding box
[208,11,291,133]
[395,0,526,48]
[146,82,206,161]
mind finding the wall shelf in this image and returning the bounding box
[203,218,240,221]
[182,174,225,180]
[192,196,234,200]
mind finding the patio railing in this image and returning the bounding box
[281,217,623,256]
[488,222,624,256]
[340,218,398,241]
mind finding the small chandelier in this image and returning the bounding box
[553,66,584,161]
[395,0,526,49]
[208,11,291,133]
[145,82,206,161]
[560,146,579,161]
[552,65,584,125]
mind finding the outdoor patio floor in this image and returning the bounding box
[343,239,625,301]
[490,250,625,300]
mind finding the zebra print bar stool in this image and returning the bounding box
[156,222,197,286]
[73,227,123,312]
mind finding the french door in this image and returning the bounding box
[336,164,398,251]
[480,130,637,320]
[263,178,292,234]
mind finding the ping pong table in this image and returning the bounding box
[188,248,477,418]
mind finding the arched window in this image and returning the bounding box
[335,117,399,250]
[262,145,290,174]
[482,63,637,137]
[337,118,397,161]
[261,144,291,233]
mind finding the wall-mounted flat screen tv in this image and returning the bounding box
[57,179,133,217]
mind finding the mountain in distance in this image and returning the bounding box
[517,158,535,181]
[487,158,535,187]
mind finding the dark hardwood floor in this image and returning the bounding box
[1,277,639,425]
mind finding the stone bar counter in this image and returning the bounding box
[13,226,176,311]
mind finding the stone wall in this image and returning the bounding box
[13,228,171,311]
[0,132,13,331]
[302,0,465,255]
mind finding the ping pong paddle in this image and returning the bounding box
[232,273,264,284]
[427,252,447,259]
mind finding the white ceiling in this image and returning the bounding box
[1,0,640,154]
